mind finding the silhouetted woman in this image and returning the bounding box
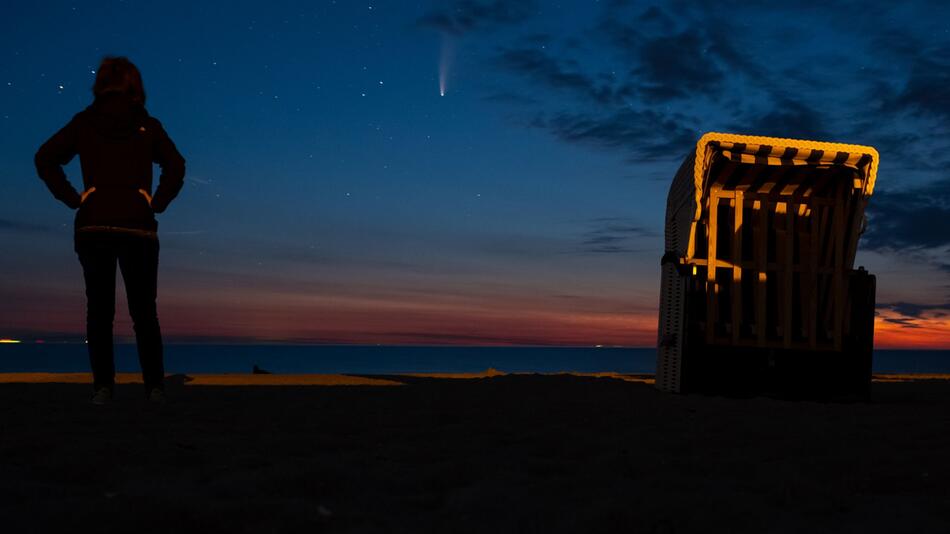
[35,57,185,404]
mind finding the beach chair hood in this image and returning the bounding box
[666,132,879,262]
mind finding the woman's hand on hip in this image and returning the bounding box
[138,188,153,207]
[80,187,96,204]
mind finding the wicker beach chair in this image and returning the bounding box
[656,133,879,396]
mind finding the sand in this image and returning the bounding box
[2,372,949,533]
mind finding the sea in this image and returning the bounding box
[1,344,949,375]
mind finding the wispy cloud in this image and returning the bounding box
[579,217,656,254]
[862,177,950,251]
[532,109,696,161]
[417,0,536,35]
[634,30,725,103]
[495,47,617,104]
[891,44,950,120]
[483,1,950,170]
[731,96,829,140]
[879,315,922,328]
[877,300,950,329]
[0,218,54,233]
[481,91,539,106]
[879,301,950,319]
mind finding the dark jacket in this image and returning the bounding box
[34,94,185,236]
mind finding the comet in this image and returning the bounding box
[439,33,454,96]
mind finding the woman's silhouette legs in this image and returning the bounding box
[78,233,164,394]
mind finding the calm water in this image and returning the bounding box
[0,344,949,374]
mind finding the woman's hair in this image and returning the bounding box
[92,56,145,104]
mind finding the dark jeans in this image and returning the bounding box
[76,232,164,392]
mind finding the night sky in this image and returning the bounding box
[2,1,950,347]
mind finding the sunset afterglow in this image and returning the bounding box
[3,2,950,348]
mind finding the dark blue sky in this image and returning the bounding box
[3,1,950,346]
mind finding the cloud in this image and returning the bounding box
[862,177,950,250]
[596,5,762,102]
[0,218,54,233]
[488,5,745,159]
[579,217,657,254]
[532,109,697,160]
[890,45,950,120]
[496,48,616,104]
[877,300,950,329]
[879,301,950,319]
[481,91,539,106]
[880,315,922,328]
[735,96,830,140]
[703,26,768,81]
[417,0,536,35]
[473,233,571,259]
[480,0,950,195]
[367,331,562,345]
[634,30,725,103]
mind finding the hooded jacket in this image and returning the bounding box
[34,93,186,236]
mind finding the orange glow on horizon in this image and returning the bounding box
[873,313,950,349]
[12,307,950,349]
[9,284,950,348]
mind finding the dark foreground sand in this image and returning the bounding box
[1,373,949,533]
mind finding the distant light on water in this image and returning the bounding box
[0,338,22,344]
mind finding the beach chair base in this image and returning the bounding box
[658,270,875,400]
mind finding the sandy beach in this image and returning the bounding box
[2,372,950,533]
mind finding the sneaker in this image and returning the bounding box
[91,387,112,405]
[147,388,166,404]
